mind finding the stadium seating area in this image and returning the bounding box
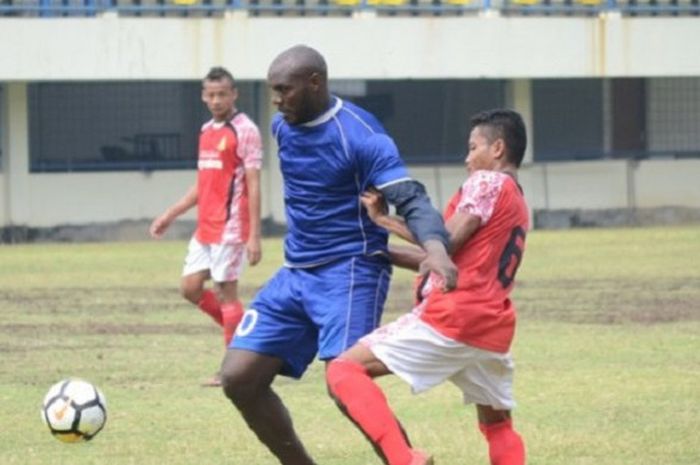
[0,0,698,17]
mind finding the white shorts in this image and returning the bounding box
[182,237,246,283]
[361,311,516,411]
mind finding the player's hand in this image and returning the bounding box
[360,188,388,223]
[247,236,262,266]
[419,239,457,292]
[149,214,172,239]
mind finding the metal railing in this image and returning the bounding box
[0,0,698,17]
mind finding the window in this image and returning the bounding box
[532,77,700,161]
[532,79,604,161]
[335,79,505,164]
[646,77,700,158]
[28,81,260,172]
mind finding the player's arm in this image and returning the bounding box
[360,189,416,244]
[363,189,481,258]
[245,167,262,266]
[379,180,457,291]
[239,121,265,265]
[378,180,447,247]
[361,191,425,270]
[444,170,507,252]
[358,133,456,290]
[149,184,197,239]
[387,243,427,271]
[444,211,481,253]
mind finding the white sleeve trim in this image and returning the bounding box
[375,177,413,190]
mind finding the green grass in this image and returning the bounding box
[1,226,699,465]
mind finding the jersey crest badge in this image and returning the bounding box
[217,137,227,152]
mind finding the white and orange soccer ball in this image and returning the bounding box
[41,379,107,443]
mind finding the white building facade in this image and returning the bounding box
[1,8,699,235]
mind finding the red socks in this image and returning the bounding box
[221,301,244,346]
[327,360,525,465]
[479,419,526,465]
[197,291,244,346]
[326,359,413,465]
[197,290,222,326]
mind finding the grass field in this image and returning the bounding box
[1,226,699,465]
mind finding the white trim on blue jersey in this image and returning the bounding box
[376,177,414,190]
[341,105,378,133]
[301,97,343,127]
[274,96,412,267]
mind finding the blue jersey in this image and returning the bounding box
[272,97,410,267]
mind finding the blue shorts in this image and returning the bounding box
[231,255,392,378]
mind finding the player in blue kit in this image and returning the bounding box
[219,45,457,465]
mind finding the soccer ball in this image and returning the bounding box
[41,379,107,443]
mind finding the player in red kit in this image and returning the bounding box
[150,67,263,386]
[326,109,529,465]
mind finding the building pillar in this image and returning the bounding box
[506,79,534,165]
[256,81,285,224]
[3,83,30,227]
[506,79,537,227]
[0,84,7,227]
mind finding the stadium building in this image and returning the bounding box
[1,0,699,240]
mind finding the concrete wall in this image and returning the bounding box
[419,160,700,213]
[524,161,631,210]
[4,155,699,228]
[2,14,699,232]
[11,171,198,227]
[1,15,700,81]
[634,159,700,208]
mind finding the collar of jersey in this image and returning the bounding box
[300,97,343,128]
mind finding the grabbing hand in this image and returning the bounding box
[360,188,388,223]
[419,239,458,292]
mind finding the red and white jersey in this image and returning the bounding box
[418,170,529,353]
[195,112,262,245]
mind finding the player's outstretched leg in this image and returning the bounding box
[220,349,317,465]
[477,405,525,465]
[327,358,431,465]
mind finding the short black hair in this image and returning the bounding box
[470,109,527,167]
[204,66,236,89]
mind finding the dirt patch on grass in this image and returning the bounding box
[0,322,214,336]
[0,287,220,348]
[0,287,184,314]
[0,286,261,314]
[383,278,700,325]
[511,277,698,324]
[1,279,698,334]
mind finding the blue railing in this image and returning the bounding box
[0,0,698,17]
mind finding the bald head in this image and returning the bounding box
[267,45,331,125]
[269,45,327,82]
